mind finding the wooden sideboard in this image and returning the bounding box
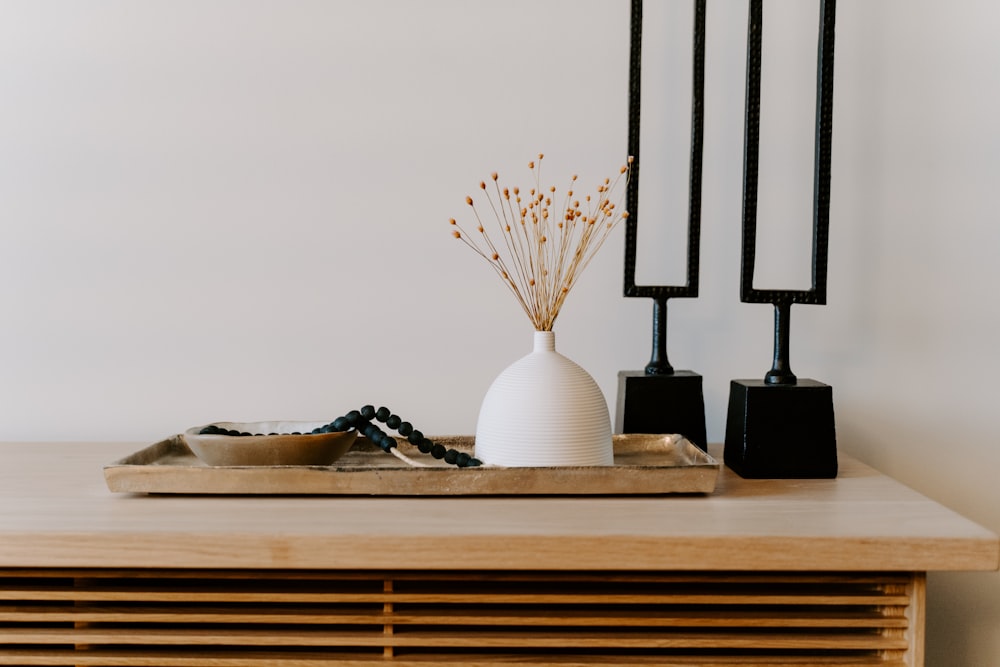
[0,441,996,666]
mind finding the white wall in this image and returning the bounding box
[1,1,997,662]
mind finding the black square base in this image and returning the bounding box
[724,379,837,478]
[615,370,708,451]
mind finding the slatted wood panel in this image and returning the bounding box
[0,569,922,666]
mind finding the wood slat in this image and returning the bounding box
[1,626,913,650]
[0,589,913,608]
[388,608,910,629]
[0,604,380,624]
[0,569,916,586]
[0,604,911,629]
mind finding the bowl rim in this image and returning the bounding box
[185,421,355,439]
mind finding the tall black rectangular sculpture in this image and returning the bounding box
[616,0,708,451]
[724,0,838,478]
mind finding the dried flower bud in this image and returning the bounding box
[628,155,635,163]
[452,155,628,332]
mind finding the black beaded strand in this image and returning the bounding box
[199,406,481,468]
[329,405,481,468]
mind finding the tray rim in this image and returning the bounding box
[104,433,720,496]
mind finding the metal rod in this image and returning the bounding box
[765,303,796,385]
[645,298,674,375]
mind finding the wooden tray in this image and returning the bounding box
[104,434,719,496]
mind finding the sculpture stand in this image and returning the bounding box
[724,378,836,478]
[616,372,706,452]
[726,1,839,479]
[617,2,708,452]
[724,304,837,478]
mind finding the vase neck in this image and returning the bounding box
[533,330,556,352]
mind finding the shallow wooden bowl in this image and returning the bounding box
[183,421,357,467]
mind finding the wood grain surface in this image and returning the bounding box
[0,442,996,572]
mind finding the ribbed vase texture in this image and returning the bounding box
[474,331,614,467]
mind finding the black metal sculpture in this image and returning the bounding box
[615,0,708,450]
[723,0,838,478]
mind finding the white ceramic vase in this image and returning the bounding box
[474,330,614,467]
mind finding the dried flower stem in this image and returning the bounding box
[451,154,632,331]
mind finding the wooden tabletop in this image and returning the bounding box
[0,441,996,572]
